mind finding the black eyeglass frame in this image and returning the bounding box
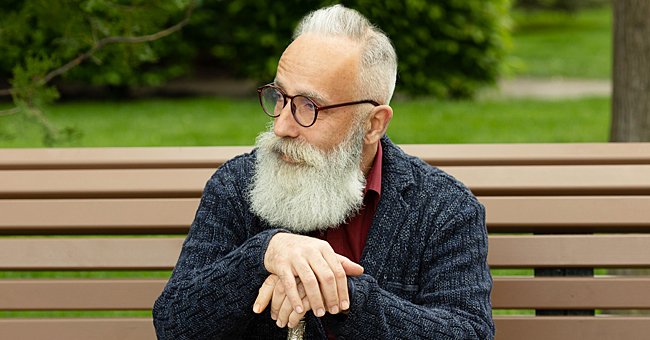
[257,83,380,127]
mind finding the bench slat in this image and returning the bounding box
[0,318,155,340]
[494,316,650,340]
[2,165,650,198]
[0,169,212,199]
[2,277,650,310]
[488,235,650,268]
[492,277,650,309]
[0,238,184,270]
[406,143,650,166]
[0,198,198,234]
[483,196,650,231]
[0,146,250,170]
[0,279,165,310]
[446,165,650,195]
[2,316,648,340]
[2,143,649,169]
[2,196,649,235]
[1,235,649,270]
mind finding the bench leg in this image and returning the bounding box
[534,268,595,316]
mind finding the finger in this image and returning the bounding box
[270,278,287,320]
[276,280,306,328]
[279,267,305,314]
[253,274,278,314]
[294,258,325,317]
[309,253,340,315]
[320,250,350,314]
[276,289,295,328]
[336,254,364,276]
[287,294,312,329]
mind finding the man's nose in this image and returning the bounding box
[273,101,300,138]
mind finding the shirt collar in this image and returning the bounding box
[364,142,382,196]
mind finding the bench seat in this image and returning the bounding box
[1,143,649,339]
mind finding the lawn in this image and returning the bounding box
[510,5,612,79]
[0,95,611,147]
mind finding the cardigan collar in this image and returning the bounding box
[359,135,416,277]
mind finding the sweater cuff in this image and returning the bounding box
[248,228,288,278]
[321,276,361,335]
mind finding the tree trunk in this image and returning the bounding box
[607,3,650,316]
[610,0,650,142]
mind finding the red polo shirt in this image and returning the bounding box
[312,143,382,263]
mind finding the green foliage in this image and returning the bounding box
[0,0,512,146]
[342,0,511,98]
[515,0,609,12]
[190,0,511,98]
[185,0,332,83]
[0,0,192,88]
[0,0,193,145]
[1,0,511,99]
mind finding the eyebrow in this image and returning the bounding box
[273,78,328,105]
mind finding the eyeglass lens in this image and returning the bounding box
[260,87,316,127]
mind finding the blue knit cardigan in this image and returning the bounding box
[153,136,494,339]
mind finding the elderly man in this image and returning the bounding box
[153,4,493,339]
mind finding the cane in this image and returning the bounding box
[286,319,306,340]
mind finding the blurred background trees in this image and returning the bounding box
[1,0,510,101]
[1,0,631,146]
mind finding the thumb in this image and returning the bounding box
[337,254,364,276]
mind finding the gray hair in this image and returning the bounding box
[294,4,397,105]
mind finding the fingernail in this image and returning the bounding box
[341,300,349,310]
[330,305,339,314]
[316,308,326,317]
[276,320,283,328]
[253,303,260,313]
[295,306,304,314]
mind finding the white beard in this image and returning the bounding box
[248,124,367,233]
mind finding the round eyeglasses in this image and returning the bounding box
[257,84,380,127]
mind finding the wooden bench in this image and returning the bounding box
[1,143,650,340]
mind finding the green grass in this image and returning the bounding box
[0,95,610,147]
[389,96,610,143]
[510,6,612,78]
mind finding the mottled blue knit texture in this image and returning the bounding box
[153,136,494,339]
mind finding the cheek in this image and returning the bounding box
[300,127,341,152]
[305,131,337,151]
[303,112,358,150]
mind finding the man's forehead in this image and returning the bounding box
[276,34,361,103]
[273,77,327,104]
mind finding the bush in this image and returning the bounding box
[515,0,610,12]
[0,0,192,89]
[183,0,327,83]
[343,0,511,97]
[197,0,511,98]
[1,0,511,99]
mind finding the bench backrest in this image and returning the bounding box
[1,143,650,340]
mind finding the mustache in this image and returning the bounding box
[256,132,326,167]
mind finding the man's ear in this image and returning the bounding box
[364,105,393,144]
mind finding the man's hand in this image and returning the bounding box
[253,274,311,328]
[258,233,363,319]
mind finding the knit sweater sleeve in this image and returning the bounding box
[152,156,282,339]
[327,199,494,339]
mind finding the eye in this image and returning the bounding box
[302,100,316,110]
